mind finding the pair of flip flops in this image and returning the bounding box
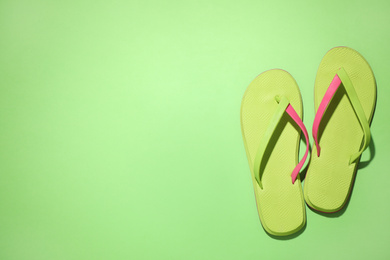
[240,47,376,236]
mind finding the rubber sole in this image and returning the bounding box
[241,69,306,236]
[304,47,376,212]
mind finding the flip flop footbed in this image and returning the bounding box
[241,69,306,236]
[304,47,376,212]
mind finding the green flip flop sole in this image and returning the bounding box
[304,47,377,213]
[241,69,307,236]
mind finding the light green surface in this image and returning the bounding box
[241,70,305,236]
[0,0,389,259]
[304,47,376,213]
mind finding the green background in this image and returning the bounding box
[1,0,389,259]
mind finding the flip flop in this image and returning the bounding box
[240,69,309,236]
[304,47,377,213]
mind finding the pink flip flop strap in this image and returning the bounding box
[312,74,341,157]
[312,68,371,164]
[286,103,310,183]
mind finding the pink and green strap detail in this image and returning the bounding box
[253,95,309,189]
[312,68,371,164]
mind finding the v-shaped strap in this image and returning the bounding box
[253,95,309,189]
[312,67,371,164]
